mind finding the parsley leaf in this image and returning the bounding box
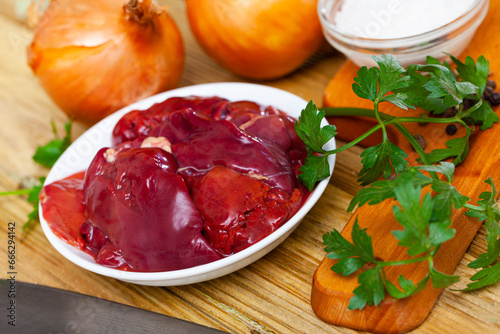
[429,266,460,288]
[462,262,500,291]
[385,274,429,299]
[424,73,476,107]
[324,219,377,276]
[348,168,432,211]
[414,161,456,182]
[381,92,417,110]
[295,101,336,154]
[357,140,408,186]
[391,176,456,256]
[353,54,415,109]
[392,181,434,256]
[460,179,500,291]
[23,177,45,231]
[465,178,500,269]
[397,68,451,114]
[1,120,72,233]
[352,66,379,101]
[466,100,499,131]
[419,135,470,165]
[33,120,72,168]
[294,101,336,190]
[299,153,331,191]
[0,177,45,231]
[413,61,478,107]
[349,267,385,310]
[429,180,469,222]
[374,54,413,100]
[450,54,489,96]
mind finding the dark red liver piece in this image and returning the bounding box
[83,147,222,272]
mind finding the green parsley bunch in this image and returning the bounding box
[295,54,500,309]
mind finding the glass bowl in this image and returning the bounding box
[38,82,336,286]
[318,0,489,67]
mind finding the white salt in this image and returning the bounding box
[332,0,477,39]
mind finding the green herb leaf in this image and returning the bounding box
[424,75,477,107]
[385,274,429,299]
[357,140,408,186]
[23,177,45,231]
[414,161,456,182]
[352,66,379,102]
[413,60,478,107]
[295,101,336,154]
[294,101,336,190]
[373,54,411,97]
[324,219,377,276]
[419,135,470,165]
[428,219,455,246]
[429,266,460,288]
[347,179,398,212]
[298,153,331,191]
[430,180,469,222]
[392,181,434,256]
[396,69,451,114]
[391,176,457,256]
[468,239,500,270]
[348,168,432,211]
[0,177,45,231]
[331,257,367,277]
[324,229,358,259]
[466,178,500,269]
[450,54,489,95]
[353,54,414,108]
[381,92,417,110]
[462,261,500,291]
[466,177,499,222]
[348,267,385,310]
[466,100,499,131]
[33,120,72,168]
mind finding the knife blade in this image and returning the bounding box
[0,280,228,334]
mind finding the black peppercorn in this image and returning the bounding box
[488,91,500,106]
[483,85,494,99]
[463,98,476,110]
[443,108,457,119]
[412,134,426,151]
[446,124,457,135]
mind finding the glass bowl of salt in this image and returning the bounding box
[318,0,489,67]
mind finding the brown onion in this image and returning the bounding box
[28,0,185,125]
[186,0,324,80]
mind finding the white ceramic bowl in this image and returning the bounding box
[39,82,336,286]
[318,0,489,67]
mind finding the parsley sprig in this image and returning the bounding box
[33,120,72,168]
[296,54,500,309]
[0,120,72,231]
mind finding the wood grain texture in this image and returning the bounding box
[0,1,498,334]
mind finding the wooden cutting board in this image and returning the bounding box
[311,2,500,333]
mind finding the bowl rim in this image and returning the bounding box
[39,82,336,285]
[318,0,489,48]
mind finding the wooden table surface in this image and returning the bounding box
[0,1,499,333]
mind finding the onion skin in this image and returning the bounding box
[186,0,324,80]
[28,0,185,125]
